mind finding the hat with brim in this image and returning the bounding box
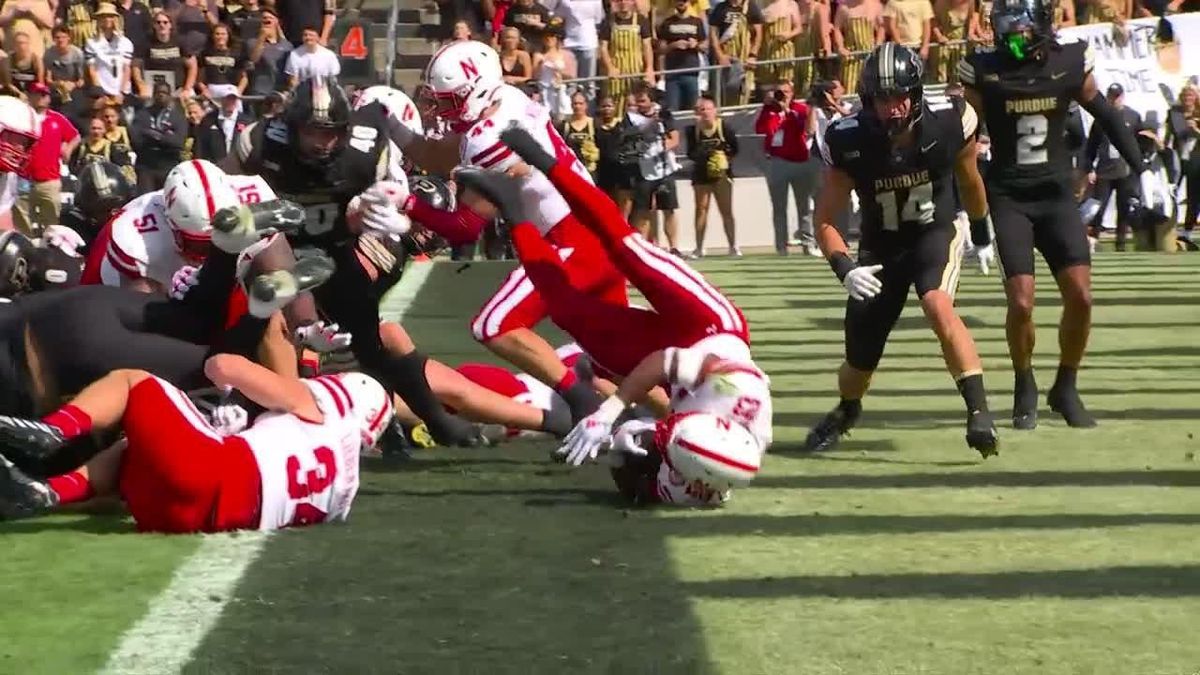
[94,3,120,17]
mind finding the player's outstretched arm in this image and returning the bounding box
[1076,74,1144,172]
[204,354,321,421]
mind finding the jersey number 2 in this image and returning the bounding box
[1016,114,1048,165]
[876,184,934,231]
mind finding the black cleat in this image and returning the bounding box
[0,455,58,521]
[499,124,557,174]
[455,167,528,224]
[0,416,67,476]
[966,410,999,458]
[1047,384,1098,428]
[804,401,861,452]
[246,253,335,317]
[211,199,306,254]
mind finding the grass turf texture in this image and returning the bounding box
[2,253,1199,675]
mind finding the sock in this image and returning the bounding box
[837,398,862,415]
[955,373,989,414]
[42,405,93,441]
[1053,364,1078,391]
[539,404,572,437]
[47,470,94,505]
[1014,368,1038,406]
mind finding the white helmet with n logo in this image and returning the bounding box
[661,412,763,491]
[423,40,503,125]
[162,159,239,262]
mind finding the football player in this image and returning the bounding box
[0,97,39,233]
[58,160,136,250]
[807,44,999,458]
[455,127,772,481]
[0,355,392,532]
[959,0,1150,429]
[393,41,629,424]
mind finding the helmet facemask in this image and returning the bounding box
[0,127,37,173]
[992,0,1053,61]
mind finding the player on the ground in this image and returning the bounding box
[457,126,772,502]
[0,354,392,531]
[806,44,999,457]
[0,97,40,232]
[391,41,628,423]
[959,0,1151,429]
[81,159,276,294]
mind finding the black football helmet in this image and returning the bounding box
[75,160,134,227]
[0,230,35,298]
[992,0,1055,61]
[286,76,353,163]
[859,43,925,136]
[401,175,451,256]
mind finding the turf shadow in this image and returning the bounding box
[753,469,1200,489]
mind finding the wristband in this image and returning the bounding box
[969,213,993,247]
[829,252,856,282]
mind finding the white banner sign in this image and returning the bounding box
[1059,14,1200,128]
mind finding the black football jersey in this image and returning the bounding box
[235,103,395,247]
[959,40,1093,191]
[822,94,977,250]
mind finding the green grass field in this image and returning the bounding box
[3,252,1200,675]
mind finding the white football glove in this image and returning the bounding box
[169,264,201,300]
[605,418,657,467]
[41,225,86,257]
[353,181,413,236]
[294,321,353,353]
[211,402,249,436]
[843,264,884,301]
[975,244,995,276]
[559,396,627,467]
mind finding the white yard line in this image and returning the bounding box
[100,261,438,675]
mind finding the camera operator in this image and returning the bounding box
[755,79,815,255]
[623,82,683,253]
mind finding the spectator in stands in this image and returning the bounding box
[72,114,134,177]
[591,94,627,204]
[498,27,532,86]
[246,7,290,96]
[278,0,335,45]
[1080,0,1131,25]
[436,1,484,44]
[758,0,801,94]
[686,95,739,258]
[534,20,576,119]
[504,0,551,50]
[710,0,763,106]
[223,0,266,44]
[0,0,52,54]
[657,0,706,112]
[198,23,247,100]
[182,97,206,160]
[62,84,106,133]
[117,0,153,59]
[558,89,600,174]
[132,80,187,191]
[1168,84,1199,236]
[756,78,815,256]
[8,31,43,95]
[135,11,196,99]
[47,26,86,106]
[195,91,252,161]
[546,0,604,99]
[834,0,882,95]
[793,0,830,96]
[1086,82,1142,251]
[626,82,682,253]
[285,25,339,88]
[60,0,96,50]
[85,3,134,102]
[883,0,934,64]
[599,0,653,114]
[1052,0,1076,26]
[16,83,80,235]
[260,89,286,117]
[171,0,221,58]
[931,0,974,83]
[102,102,133,155]
[448,19,474,41]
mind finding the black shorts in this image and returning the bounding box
[845,224,965,372]
[633,178,679,212]
[1088,175,1140,228]
[990,183,1090,279]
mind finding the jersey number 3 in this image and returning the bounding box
[286,446,337,527]
[1016,114,1049,165]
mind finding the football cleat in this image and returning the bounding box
[0,455,58,520]
[1047,384,1097,428]
[0,416,67,475]
[211,199,305,254]
[1012,371,1038,430]
[246,253,336,318]
[803,400,862,452]
[966,410,999,458]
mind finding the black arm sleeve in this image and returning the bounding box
[1066,108,1086,152]
[1082,92,1144,171]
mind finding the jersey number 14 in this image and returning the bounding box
[876,184,934,230]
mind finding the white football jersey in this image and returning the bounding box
[238,377,365,531]
[100,174,276,288]
[459,85,592,236]
[670,333,773,450]
[0,173,16,218]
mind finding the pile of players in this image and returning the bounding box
[0,0,1151,534]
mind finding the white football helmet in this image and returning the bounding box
[162,159,240,261]
[663,413,762,491]
[332,372,395,449]
[0,97,40,173]
[353,85,425,147]
[423,40,503,125]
